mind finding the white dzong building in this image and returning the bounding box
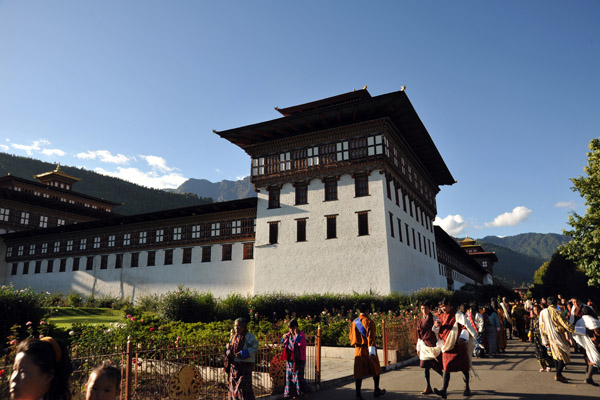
[1,89,488,299]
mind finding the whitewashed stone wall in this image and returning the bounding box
[253,171,441,295]
[2,244,254,301]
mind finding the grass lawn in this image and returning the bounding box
[46,307,124,329]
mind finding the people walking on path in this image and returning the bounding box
[529,303,554,372]
[416,301,443,394]
[501,297,514,340]
[281,318,308,398]
[538,296,574,383]
[572,306,600,386]
[432,298,478,399]
[484,304,501,357]
[349,303,386,399]
[467,303,486,358]
[225,318,258,400]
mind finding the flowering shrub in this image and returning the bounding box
[0,284,47,346]
[160,286,217,323]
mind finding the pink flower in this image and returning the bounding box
[9,339,17,345]
[131,317,137,322]
[126,314,132,319]
[150,327,155,332]
[40,320,46,325]
[26,321,32,326]
[140,318,144,323]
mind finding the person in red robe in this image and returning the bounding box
[433,298,478,399]
[416,301,442,394]
[349,303,386,399]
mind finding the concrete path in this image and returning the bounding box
[312,340,600,399]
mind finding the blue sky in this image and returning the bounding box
[1,1,598,238]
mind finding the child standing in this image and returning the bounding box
[85,363,121,400]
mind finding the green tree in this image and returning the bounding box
[561,138,600,286]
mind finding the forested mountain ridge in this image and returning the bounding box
[0,153,212,215]
[480,233,570,260]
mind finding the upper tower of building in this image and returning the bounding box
[214,88,455,218]
[33,164,81,190]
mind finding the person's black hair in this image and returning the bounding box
[235,318,248,328]
[89,361,121,392]
[420,301,432,309]
[288,318,299,328]
[469,302,479,312]
[357,303,370,313]
[546,296,555,305]
[438,298,450,306]
[15,337,73,400]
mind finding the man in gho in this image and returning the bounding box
[416,301,443,394]
[349,303,386,399]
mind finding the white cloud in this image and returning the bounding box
[0,144,8,151]
[434,214,467,236]
[40,148,66,156]
[139,155,174,173]
[76,150,130,164]
[485,206,532,228]
[555,201,576,209]
[95,167,186,189]
[11,139,51,155]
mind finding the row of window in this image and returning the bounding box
[252,134,386,176]
[9,243,255,275]
[268,173,370,210]
[0,207,67,228]
[6,218,256,259]
[10,183,112,211]
[385,177,435,234]
[388,211,437,259]
[251,132,434,208]
[266,211,370,244]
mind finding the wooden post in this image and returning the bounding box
[315,324,321,384]
[382,320,388,367]
[125,336,132,400]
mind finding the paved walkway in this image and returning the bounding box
[312,340,600,399]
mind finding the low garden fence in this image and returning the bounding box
[0,318,417,399]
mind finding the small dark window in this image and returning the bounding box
[100,255,108,270]
[182,248,192,264]
[418,232,422,252]
[410,200,414,218]
[35,260,42,274]
[243,243,254,260]
[412,228,417,249]
[86,257,94,270]
[201,246,211,262]
[115,254,123,269]
[222,244,232,261]
[326,215,337,239]
[60,258,67,272]
[324,177,338,201]
[405,224,410,247]
[358,212,369,236]
[47,259,54,273]
[297,219,307,242]
[397,219,403,242]
[389,212,394,237]
[72,258,79,272]
[23,262,29,275]
[268,187,280,209]
[295,182,308,205]
[131,252,139,268]
[416,206,420,223]
[394,184,399,206]
[428,239,432,257]
[386,176,391,199]
[11,263,18,275]
[164,249,173,265]
[355,174,369,197]
[402,193,408,213]
[269,222,278,244]
[147,251,156,266]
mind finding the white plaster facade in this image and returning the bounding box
[3,244,255,300]
[253,172,445,294]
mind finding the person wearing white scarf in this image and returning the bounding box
[572,307,600,386]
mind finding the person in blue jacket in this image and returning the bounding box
[226,318,258,399]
